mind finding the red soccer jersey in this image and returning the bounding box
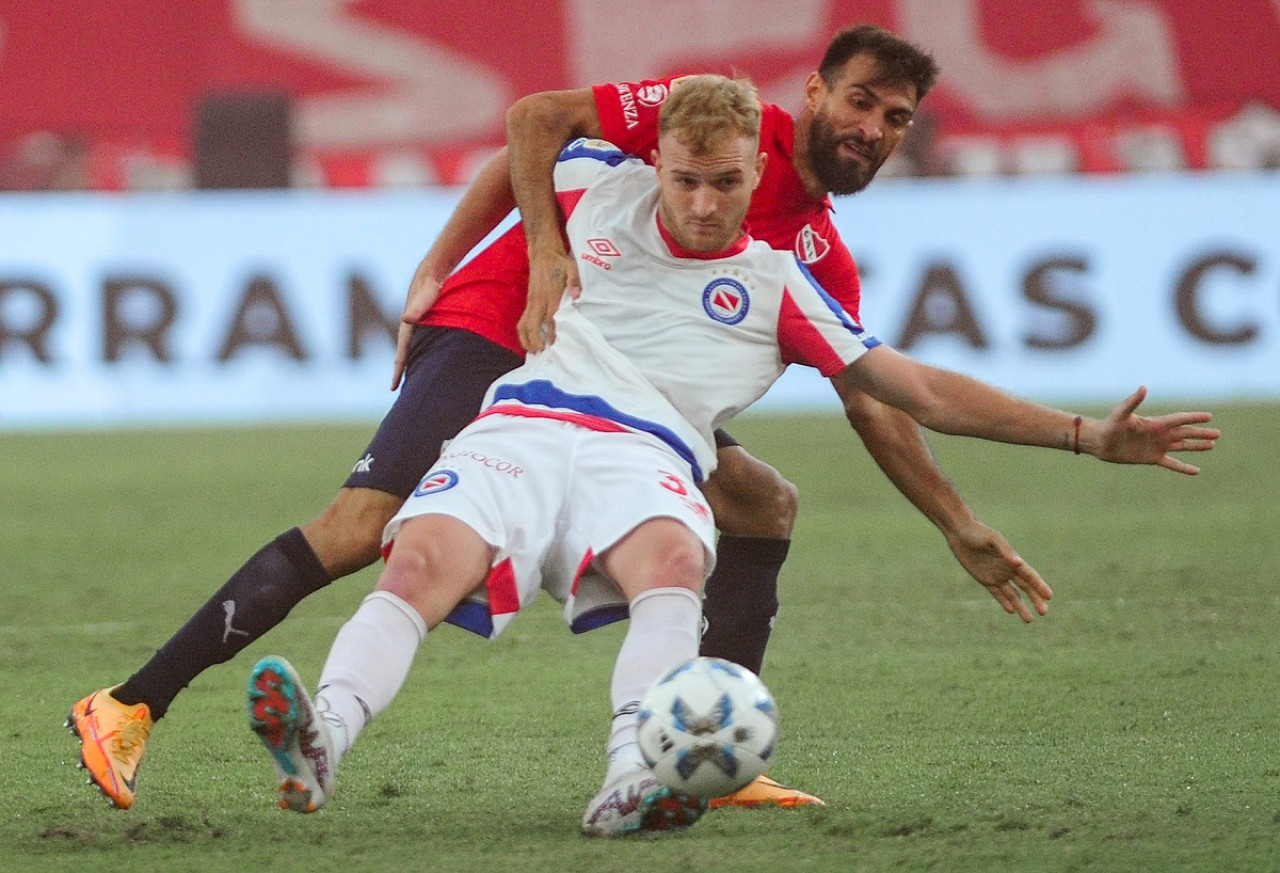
[422,76,862,355]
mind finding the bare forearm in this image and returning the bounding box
[916,368,1077,450]
[842,348,1079,453]
[837,377,1055,621]
[838,382,977,534]
[505,89,602,255]
[416,147,517,285]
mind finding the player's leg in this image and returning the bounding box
[570,439,716,836]
[68,325,522,809]
[699,434,825,809]
[699,433,798,675]
[249,512,492,812]
[583,518,710,837]
[600,518,706,782]
[249,415,552,813]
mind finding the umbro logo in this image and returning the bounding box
[582,238,621,271]
[587,238,621,257]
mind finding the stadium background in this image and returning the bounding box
[2,0,1278,429]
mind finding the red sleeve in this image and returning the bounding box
[593,78,680,163]
[776,288,859,376]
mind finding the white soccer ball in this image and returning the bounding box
[637,656,779,799]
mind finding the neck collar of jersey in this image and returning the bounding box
[655,212,751,260]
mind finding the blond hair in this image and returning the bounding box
[657,75,761,155]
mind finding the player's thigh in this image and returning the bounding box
[702,439,799,538]
[378,512,495,629]
[343,325,523,499]
[600,517,707,601]
[570,434,716,600]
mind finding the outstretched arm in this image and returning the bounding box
[505,88,604,351]
[393,147,517,389]
[834,379,1052,622]
[835,345,1220,472]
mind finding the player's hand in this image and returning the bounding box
[1091,386,1220,474]
[392,271,444,390]
[518,247,580,352]
[945,521,1052,622]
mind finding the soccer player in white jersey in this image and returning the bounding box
[245,75,1218,837]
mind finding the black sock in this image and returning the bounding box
[113,528,331,720]
[698,536,788,676]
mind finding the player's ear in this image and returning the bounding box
[803,71,825,111]
[753,151,768,189]
[651,148,662,173]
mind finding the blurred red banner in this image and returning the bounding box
[2,0,1278,187]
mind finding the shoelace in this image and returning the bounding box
[111,719,151,764]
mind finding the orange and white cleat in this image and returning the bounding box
[709,774,825,809]
[66,687,154,810]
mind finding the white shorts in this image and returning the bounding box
[384,413,716,639]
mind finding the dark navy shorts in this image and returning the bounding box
[343,326,524,499]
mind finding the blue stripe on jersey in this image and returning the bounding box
[489,379,704,481]
[557,137,631,167]
[793,256,882,349]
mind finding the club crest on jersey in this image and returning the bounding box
[636,83,669,107]
[413,469,459,497]
[702,278,750,325]
[794,224,831,264]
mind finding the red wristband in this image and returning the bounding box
[1072,415,1082,455]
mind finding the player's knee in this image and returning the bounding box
[656,539,707,591]
[763,474,800,534]
[303,488,402,576]
[381,540,432,588]
[708,456,799,539]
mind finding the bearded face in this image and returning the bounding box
[802,54,919,197]
[805,107,887,196]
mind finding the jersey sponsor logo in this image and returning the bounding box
[794,224,831,264]
[581,238,622,272]
[412,468,459,497]
[221,600,251,644]
[617,85,639,129]
[702,277,750,325]
[560,137,626,165]
[441,447,524,477]
[588,238,622,257]
[636,83,669,107]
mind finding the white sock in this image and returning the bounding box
[315,589,427,763]
[604,586,701,784]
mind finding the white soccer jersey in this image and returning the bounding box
[480,138,880,481]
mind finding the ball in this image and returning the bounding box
[636,656,779,799]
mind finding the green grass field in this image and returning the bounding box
[3,404,1276,872]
